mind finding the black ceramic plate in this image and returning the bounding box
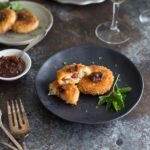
[35,45,144,124]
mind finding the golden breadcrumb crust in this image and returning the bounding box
[12,10,39,34]
[49,80,80,105]
[77,65,114,95]
[57,63,88,85]
[0,8,16,34]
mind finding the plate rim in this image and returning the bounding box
[0,1,53,46]
[35,45,144,124]
[53,0,106,5]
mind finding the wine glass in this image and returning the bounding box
[95,0,130,44]
[139,10,150,26]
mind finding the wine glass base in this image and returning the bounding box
[95,22,130,45]
[139,10,150,26]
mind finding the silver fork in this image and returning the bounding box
[0,109,23,150]
[7,100,30,150]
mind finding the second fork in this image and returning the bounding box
[7,99,30,150]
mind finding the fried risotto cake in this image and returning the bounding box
[0,8,16,34]
[57,63,91,85]
[77,65,114,95]
[48,81,80,105]
[12,10,39,34]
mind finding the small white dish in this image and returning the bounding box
[0,49,31,81]
[0,1,53,46]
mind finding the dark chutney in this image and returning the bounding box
[0,56,25,78]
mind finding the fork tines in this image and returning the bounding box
[7,99,29,128]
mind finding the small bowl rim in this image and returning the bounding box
[0,49,31,81]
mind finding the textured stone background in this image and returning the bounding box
[0,0,150,149]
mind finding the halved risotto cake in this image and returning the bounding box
[0,8,17,34]
[77,65,114,95]
[57,63,91,85]
[48,80,80,105]
[12,10,39,34]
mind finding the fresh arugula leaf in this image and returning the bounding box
[106,101,112,110]
[122,93,126,101]
[11,2,24,11]
[114,92,123,102]
[0,2,25,11]
[112,101,119,112]
[0,2,11,10]
[98,74,132,112]
[119,87,132,93]
[98,96,107,105]
[116,96,124,109]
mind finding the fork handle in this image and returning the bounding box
[0,141,18,150]
[22,140,27,150]
[0,123,23,150]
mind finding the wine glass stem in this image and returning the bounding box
[110,3,120,32]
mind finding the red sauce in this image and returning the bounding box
[71,73,78,78]
[0,56,25,78]
[0,12,5,21]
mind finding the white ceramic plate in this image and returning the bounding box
[54,0,105,5]
[0,1,53,46]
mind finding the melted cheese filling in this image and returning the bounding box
[61,67,91,84]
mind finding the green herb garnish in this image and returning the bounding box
[63,62,67,65]
[0,2,11,10]
[96,106,99,109]
[91,61,95,65]
[62,78,67,83]
[11,2,24,11]
[98,74,132,112]
[98,57,102,60]
[0,2,25,11]
[114,64,118,68]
